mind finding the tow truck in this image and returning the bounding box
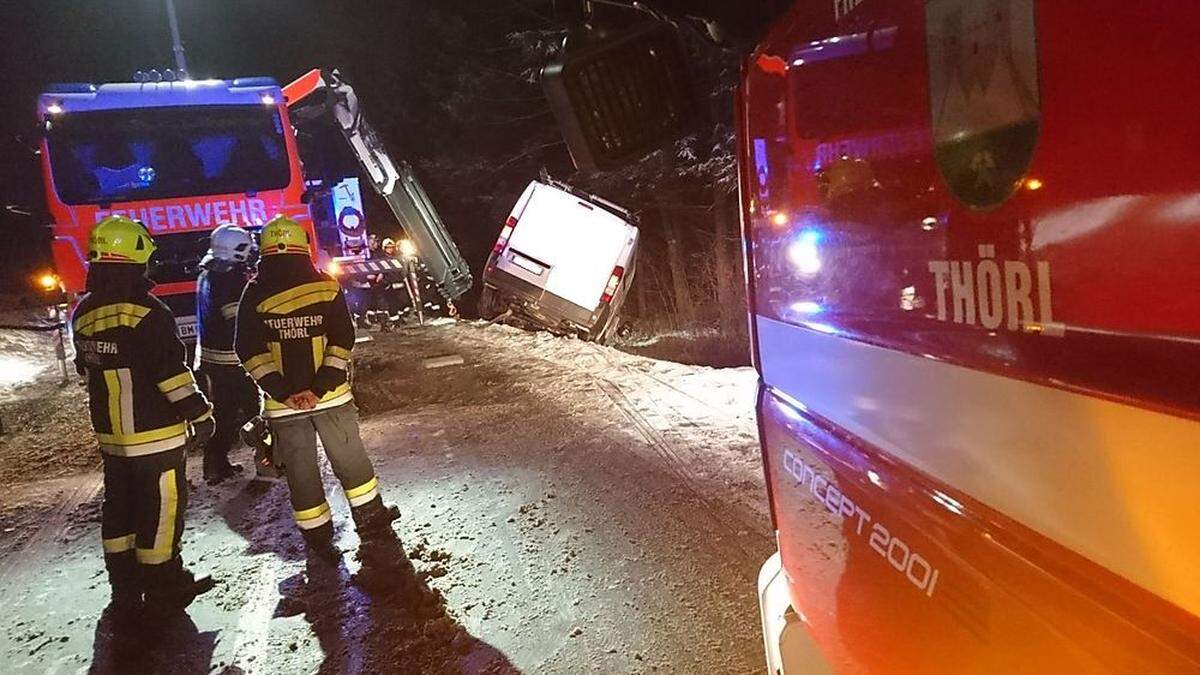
[38,68,471,341]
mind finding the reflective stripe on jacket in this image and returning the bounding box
[72,295,212,456]
[196,266,250,369]
[235,268,355,420]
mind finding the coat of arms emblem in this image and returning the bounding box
[926,0,1040,209]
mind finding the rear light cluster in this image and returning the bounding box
[493,216,518,255]
[600,266,625,304]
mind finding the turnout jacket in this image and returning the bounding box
[235,256,355,420]
[72,270,213,457]
[196,262,251,368]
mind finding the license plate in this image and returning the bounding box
[511,253,546,276]
[176,317,198,340]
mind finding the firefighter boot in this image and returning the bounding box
[352,495,401,542]
[203,446,243,485]
[104,551,142,620]
[303,521,342,566]
[142,559,216,617]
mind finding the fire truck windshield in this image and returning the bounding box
[45,104,290,205]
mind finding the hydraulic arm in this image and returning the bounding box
[285,69,473,300]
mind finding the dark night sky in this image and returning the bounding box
[0,0,783,295]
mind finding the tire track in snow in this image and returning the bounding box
[0,472,103,582]
[585,342,767,537]
[450,325,766,563]
[594,377,762,566]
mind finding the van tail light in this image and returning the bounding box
[600,265,625,304]
[493,216,518,254]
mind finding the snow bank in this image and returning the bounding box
[472,320,759,426]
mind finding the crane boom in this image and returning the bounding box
[285,69,473,301]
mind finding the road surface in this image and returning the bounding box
[0,320,772,674]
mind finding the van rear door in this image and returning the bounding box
[506,183,632,312]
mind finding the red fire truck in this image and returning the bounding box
[741,1,1200,672]
[37,70,472,340]
[38,76,310,338]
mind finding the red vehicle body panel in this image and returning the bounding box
[741,1,1200,671]
[40,89,311,317]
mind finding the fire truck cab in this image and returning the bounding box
[741,1,1200,672]
[38,69,473,340]
[38,76,311,339]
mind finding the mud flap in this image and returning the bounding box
[758,550,834,675]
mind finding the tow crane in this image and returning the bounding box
[283,69,473,303]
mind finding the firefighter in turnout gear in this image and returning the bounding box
[71,215,217,619]
[235,215,399,561]
[195,224,263,484]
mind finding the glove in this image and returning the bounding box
[190,418,216,447]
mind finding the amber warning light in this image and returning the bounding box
[36,272,61,293]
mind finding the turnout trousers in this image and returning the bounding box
[100,447,189,597]
[269,404,385,541]
[197,364,261,459]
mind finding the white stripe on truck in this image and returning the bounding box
[757,315,1200,617]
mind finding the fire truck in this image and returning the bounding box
[37,69,470,340]
[742,2,1200,672]
[38,76,306,339]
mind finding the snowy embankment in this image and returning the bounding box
[476,321,757,421]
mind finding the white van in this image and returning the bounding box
[481,178,638,342]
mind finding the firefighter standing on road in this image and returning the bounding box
[366,237,401,328]
[235,215,399,562]
[195,224,262,484]
[72,215,216,619]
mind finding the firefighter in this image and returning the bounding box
[195,224,262,484]
[235,215,399,562]
[367,237,402,328]
[71,215,216,619]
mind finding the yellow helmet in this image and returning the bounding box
[88,215,156,265]
[260,215,311,257]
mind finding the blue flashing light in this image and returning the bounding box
[231,76,279,88]
[790,301,823,315]
[38,79,284,114]
[798,229,823,245]
[45,82,97,94]
[788,229,823,276]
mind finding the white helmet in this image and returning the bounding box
[208,224,258,264]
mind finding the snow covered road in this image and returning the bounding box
[0,321,772,674]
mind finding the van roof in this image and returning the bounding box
[531,179,636,225]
